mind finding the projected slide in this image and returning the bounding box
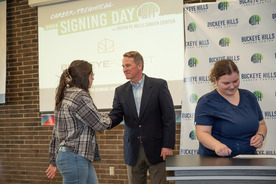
[38,0,184,112]
[0,0,6,104]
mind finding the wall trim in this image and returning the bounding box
[28,0,78,7]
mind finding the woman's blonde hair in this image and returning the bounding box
[209,59,239,84]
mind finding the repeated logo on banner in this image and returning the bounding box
[181,0,276,155]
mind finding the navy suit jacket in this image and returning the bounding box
[109,75,175,166]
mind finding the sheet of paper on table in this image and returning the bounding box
[233,154,276,159]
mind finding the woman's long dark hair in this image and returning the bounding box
[55,60,92,111]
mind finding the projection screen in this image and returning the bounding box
[0,0,6,104]
[38,0,184,112]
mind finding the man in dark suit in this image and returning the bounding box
[109,51,175,184]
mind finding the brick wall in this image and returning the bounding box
[0,0,214,183]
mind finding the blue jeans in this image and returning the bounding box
[56,146,99,184]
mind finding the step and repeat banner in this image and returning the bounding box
[180,0,276,155]
[0,0,6,104]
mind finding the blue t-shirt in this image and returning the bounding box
[195,89,263,155]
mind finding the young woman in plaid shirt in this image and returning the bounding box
[46,60,111,184]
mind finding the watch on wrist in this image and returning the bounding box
[257,133,265,141]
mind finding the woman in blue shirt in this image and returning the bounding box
[195,59,267,156]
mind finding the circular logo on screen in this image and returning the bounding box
[137,2,160,19]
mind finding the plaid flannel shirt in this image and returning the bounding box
[49,88,111,166]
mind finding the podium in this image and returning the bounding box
[166,155,276,184]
